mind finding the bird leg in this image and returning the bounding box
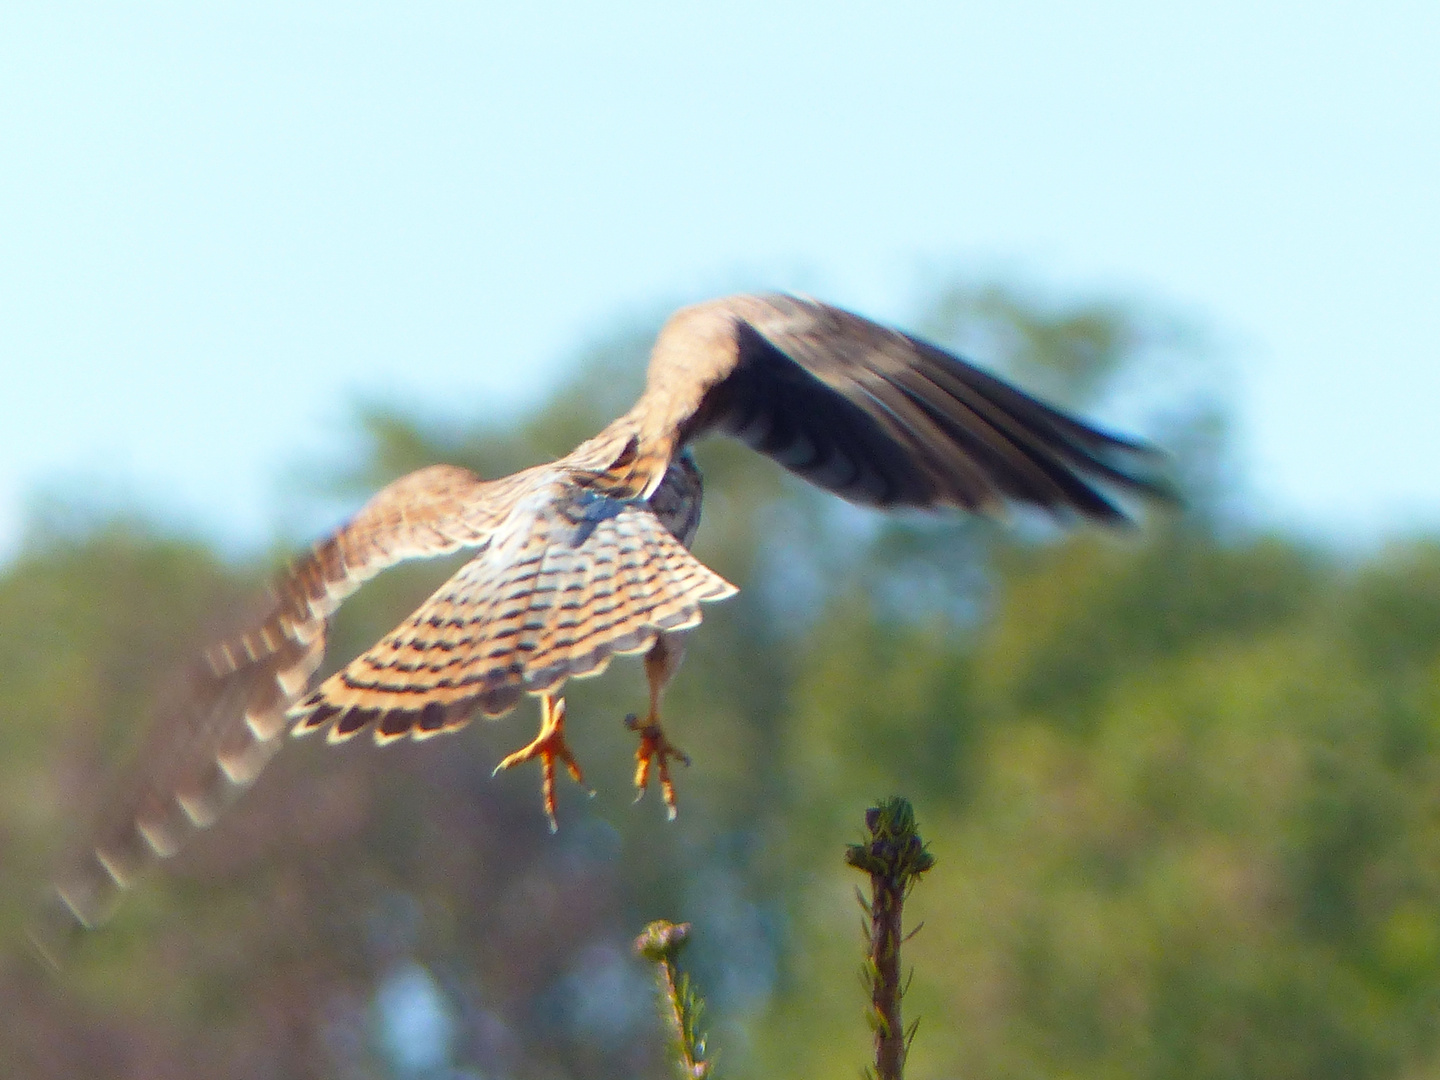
[626,633,691,820]
[493,692,591,832]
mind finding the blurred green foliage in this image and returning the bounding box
[3,284,1439,1079]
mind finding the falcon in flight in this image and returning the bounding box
[40,293,1172,946]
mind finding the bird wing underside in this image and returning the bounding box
[33,465,502,950]
[288,486,736,745]
[667,294,1174,520]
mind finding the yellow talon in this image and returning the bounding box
[494,693,591,832]
[625,712,691,821]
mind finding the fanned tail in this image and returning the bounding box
[289,491,735,744]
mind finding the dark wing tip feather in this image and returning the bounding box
[908,333,1181,511]
[681,294,1178,524]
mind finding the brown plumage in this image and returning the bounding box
[35,293,1172,952]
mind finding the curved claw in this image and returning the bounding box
[495,695,591,832]
[625,712,691,821]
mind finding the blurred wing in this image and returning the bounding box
[289,476,736,744]
[658,293,1175,520]
[34,464,502,953]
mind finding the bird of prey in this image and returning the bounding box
[37,292,1172,949]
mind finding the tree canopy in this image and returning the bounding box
[3,285,1437,1079]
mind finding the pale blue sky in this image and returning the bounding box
[3,2,1437,562]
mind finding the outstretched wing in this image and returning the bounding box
[288,467,735,744]
[34,464,503,951]
[646,293,1175,520]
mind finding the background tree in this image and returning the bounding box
[3,283,1438,1079]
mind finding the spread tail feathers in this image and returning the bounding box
[290,496,735,743]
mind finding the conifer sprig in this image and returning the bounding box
[846,797,935,1080]
[635,919,713,1078]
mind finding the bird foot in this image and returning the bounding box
[625,712,691,821]
[494,695,591,832]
